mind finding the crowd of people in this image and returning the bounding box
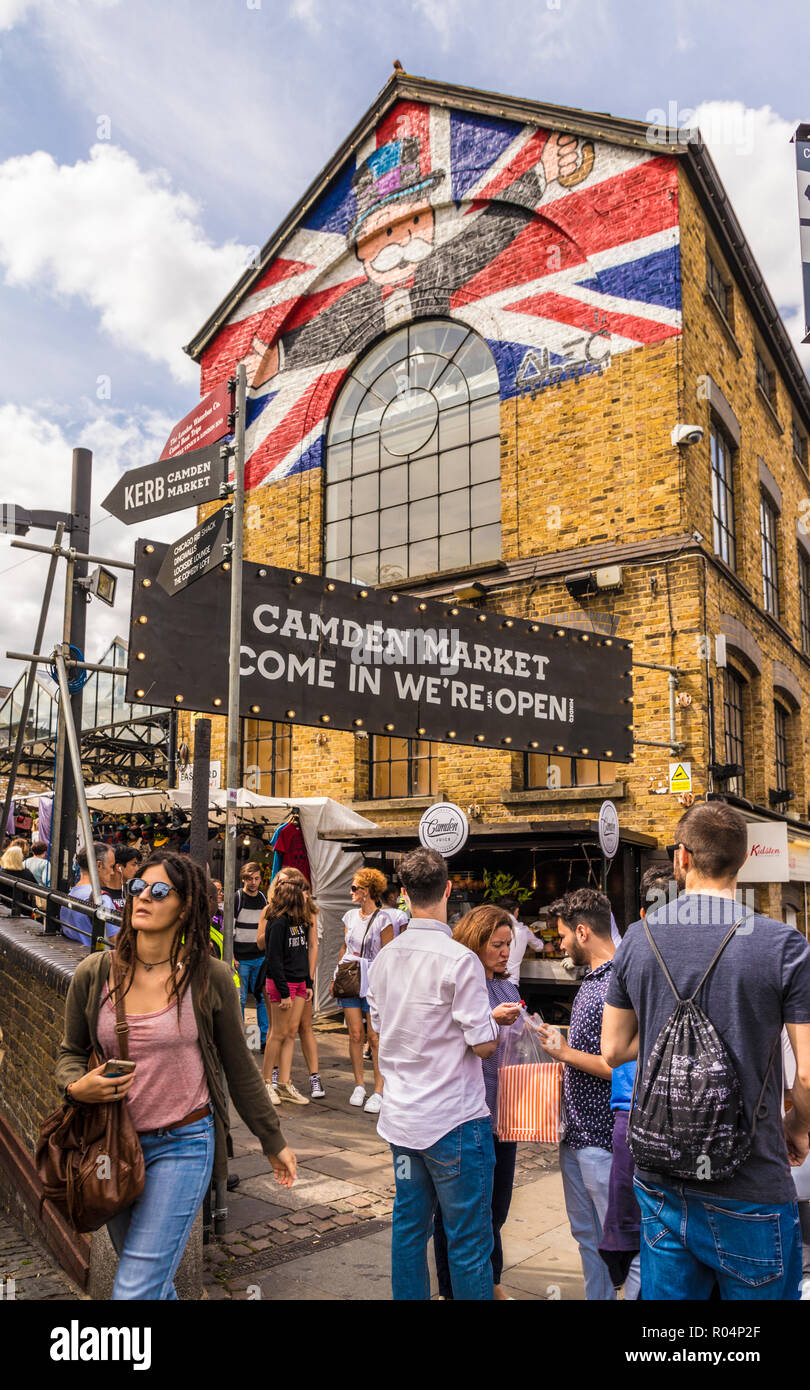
[4,797,810,1302]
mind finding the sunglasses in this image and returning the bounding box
[350,884,363,892]
[128,878,178,901]
[665,843,694,859]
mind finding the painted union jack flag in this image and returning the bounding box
[201,100,681,492]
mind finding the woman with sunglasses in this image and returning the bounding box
[332,867,394,1113]
[55,853,297,1301]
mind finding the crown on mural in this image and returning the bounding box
[349,137,445,244]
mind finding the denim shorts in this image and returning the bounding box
[339,995,370,1013]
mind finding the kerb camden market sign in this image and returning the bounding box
[128,547,633,760]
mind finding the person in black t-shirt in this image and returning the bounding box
[234,862,268,1050]
[263,876,313,1107]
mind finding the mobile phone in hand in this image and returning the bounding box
[102,1060,136,1077]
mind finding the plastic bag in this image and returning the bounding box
[497,1010,565,1144]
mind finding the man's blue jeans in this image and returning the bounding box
[390,1117,495,1300]
[635,1175,803,1300]
[559,1142,616,1300]
[238,957,268,1045]
[107,1114,215,1300]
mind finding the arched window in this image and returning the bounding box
[324,320,501,585]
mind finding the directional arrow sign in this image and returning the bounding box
[101,441,227,525]
[156,509,230,596]
[159,381,232,461]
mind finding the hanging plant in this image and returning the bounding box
[482,869,532,905]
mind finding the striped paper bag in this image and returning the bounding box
[496,1061,564,1143]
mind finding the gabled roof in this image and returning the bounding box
[185,71,810,430]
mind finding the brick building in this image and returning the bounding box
[178,72,810,938]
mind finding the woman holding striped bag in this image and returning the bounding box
[432,905,522,1300]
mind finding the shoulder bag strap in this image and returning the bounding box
[359,909,379,959]
[750,1031,782,1139]
[685,918,743,1003]
[110,953,130,1062]
[641,918,683,1003]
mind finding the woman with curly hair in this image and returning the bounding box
[332,866,395,1113]
[55,853,297,1300]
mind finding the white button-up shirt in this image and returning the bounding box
[366,918,499,1150]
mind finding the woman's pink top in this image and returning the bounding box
[97,985,210,1133]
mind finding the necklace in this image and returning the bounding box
[136,955,171,972]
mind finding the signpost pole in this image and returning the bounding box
[222,363,246,971]
[190,717,212,869]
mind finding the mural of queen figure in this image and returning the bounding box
[246,128,593,388]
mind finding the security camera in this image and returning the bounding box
[671,423,704,447]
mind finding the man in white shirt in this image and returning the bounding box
[367,847,499,1300]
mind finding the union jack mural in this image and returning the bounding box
[201,100,681,492]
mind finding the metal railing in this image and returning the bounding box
[0,870,121,950]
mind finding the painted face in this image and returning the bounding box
[131,863,181,934]
[482,924,513,976]
[355,200,436,287]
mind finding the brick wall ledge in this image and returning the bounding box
[502,782,626,805]
[350,796,434,813]
[0,918,85,999]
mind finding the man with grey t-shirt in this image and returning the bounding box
[602,801,810,1300]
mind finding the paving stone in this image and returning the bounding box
[269,1232,297,1245]
[314,1220,336,1231]
[268,1219,290,1232]
[346,1195,373,1207]
[331,1214,357,1227]
[288,1211,313,1226]
[251,1238,272,1250]
[308,1204,337,1219]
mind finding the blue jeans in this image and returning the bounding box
[559,1142,616,1300]
[390,1118,495,1300]
[433,1135,517,1295]
[635,1176,803,1301]
[238,958,268,1044]
[107,1115,215,1300]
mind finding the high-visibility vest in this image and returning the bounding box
[210,922,240,990]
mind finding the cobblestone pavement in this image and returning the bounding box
[0,1213,82,1301]
[203,1019,579,1301]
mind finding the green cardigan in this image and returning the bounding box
[55,950,287,1182]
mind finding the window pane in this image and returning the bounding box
[325,439,352,480]
[351,551,378,583]
[381,389,439,456]
[379,504,408,548]
[453,335,500,398]
[328,378,365,443]
[410,455,438,500]
[352,511,378,553]
[471,439,500,483]
[379,546,407,584]
[325,557,351,580]
[440,530,470,571]
[409,496,438,541]
[325,480,351,523]
[409,538,439,575]
[325,518,350,560]
[354,328,409,385]
[373,757,390,798]
[439,403,469,451]
[352,433,378,475]
[433,362,468,409]
[352,472,379,515]
[410,321,468,358]
[413,750,434,795]
[440,487,470,533]
[471,522,501,563]
[440,446,469,492]
[354,391,384,438]
[470,396,501,442]
[575,758,601,786]
[471,480,501,527]
[381,463,407,504]
[408,352,446,392]
[368,357,409,404]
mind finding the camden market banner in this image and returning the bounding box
[128,543,633,760]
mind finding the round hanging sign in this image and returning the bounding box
[418,801,470,858]
[598,800,620,861]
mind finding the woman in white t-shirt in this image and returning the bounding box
[332,867,394,1113]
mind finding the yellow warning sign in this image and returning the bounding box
[669,761,692,794]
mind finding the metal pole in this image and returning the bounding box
[53,650,102,913]
[0,522,64,842]
[222,366,246,969]
[190,718,212,869]
[167,707,178,791]
[55,449,92,894]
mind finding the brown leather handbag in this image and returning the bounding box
[36,953,145,1233]
[334,910,379,998]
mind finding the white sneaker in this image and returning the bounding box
[276,1081,310,1105]
[363,1092,382,1114]
[266,1082,280,1105]
[349,1085,367,1106]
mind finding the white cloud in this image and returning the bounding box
[289,0,322,35]
[0,0,117,32]
[0,144,250,382]
[694,101,810,373]
[0,402,201,686]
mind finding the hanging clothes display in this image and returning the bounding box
[270,810,311,884]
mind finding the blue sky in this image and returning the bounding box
[0,0,808,685]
